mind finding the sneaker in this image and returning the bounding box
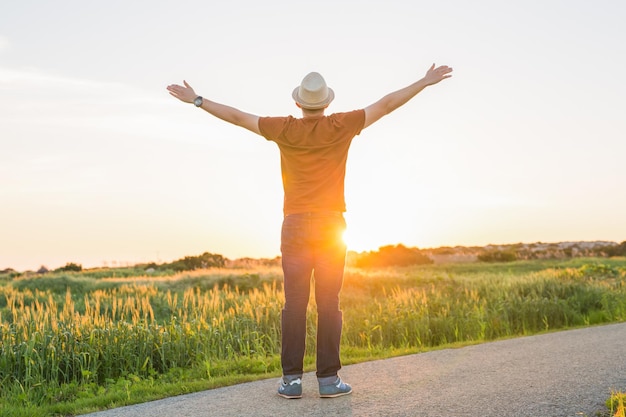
[278,377,302,399]
[319,376,352,398]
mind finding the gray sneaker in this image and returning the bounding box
[278,377,302,399]
[319,376,352,398]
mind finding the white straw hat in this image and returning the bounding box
[292,72,335,109]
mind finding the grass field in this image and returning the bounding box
[1,258,625,416]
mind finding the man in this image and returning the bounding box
[166,63,452,399]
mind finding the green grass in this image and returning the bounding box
[1,258,625,416]
[607,391,626,417]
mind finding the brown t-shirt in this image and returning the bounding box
[259,110,365,215]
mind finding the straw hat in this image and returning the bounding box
[292,72,335,109]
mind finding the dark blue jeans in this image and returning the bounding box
[280,211,347,379]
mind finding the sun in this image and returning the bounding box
[342,226,384,253]
[341,207,442,254]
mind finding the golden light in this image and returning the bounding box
[342,226,385,253]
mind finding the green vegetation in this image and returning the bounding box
[608,391,626,417]
[350,244,433,267]
[54,263,84,273]
[149,251,226,272]
[0,258,625,416]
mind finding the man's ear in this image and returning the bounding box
[295,102,302,108]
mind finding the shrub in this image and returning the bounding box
[478,250,517,262]
[160,252,226,271]
[354,244,433,268]
[605,241,626,257]
[55,263,83,272]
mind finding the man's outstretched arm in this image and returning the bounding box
[167,81,261,135]
[363,64,452,129]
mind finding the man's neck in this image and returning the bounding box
[301,108,325,118]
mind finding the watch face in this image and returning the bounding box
[194,96,203,107]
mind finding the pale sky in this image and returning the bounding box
[1,0,625,271]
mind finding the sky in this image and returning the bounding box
[1,0,625,271]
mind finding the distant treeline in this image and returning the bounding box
[143,251,226,271]
[3,241,626,276]
[476,241,626,263]
[2,252,226,277]
[346,241,626,266]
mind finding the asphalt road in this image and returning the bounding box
[83,322,626,417]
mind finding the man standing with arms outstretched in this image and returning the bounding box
[167,63,452,399]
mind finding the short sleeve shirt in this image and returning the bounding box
[259,110,365,215]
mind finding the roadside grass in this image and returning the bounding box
[1,258,625,416]
[608,391,626,417]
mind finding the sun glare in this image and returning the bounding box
[342,227,385,253]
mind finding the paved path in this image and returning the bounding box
[84,322,626,417]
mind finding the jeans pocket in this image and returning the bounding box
[281,218,306,254]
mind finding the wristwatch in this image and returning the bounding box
[193,96,203,107]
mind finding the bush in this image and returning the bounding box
[160,252,226,272]
[354,244,433,268]
[605,241,626,257]
[54,263,83,272]
[478,250,517,263]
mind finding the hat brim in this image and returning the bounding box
[292,87,335,110]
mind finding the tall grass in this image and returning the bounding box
[0,281,283,406]
[341,262,626,348]
[0,258,625,413]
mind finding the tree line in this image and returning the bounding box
[4,241,625,276]
[477,241,626,262]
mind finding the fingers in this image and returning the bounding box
[166,82,192,93]
[166,81,191,91]
[166,84,186,100]
[435,65,453,76]
[166,85,181,95]
[430,64,453,72]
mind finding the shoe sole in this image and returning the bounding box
[319,389,352,398]
[278,393,302,399]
